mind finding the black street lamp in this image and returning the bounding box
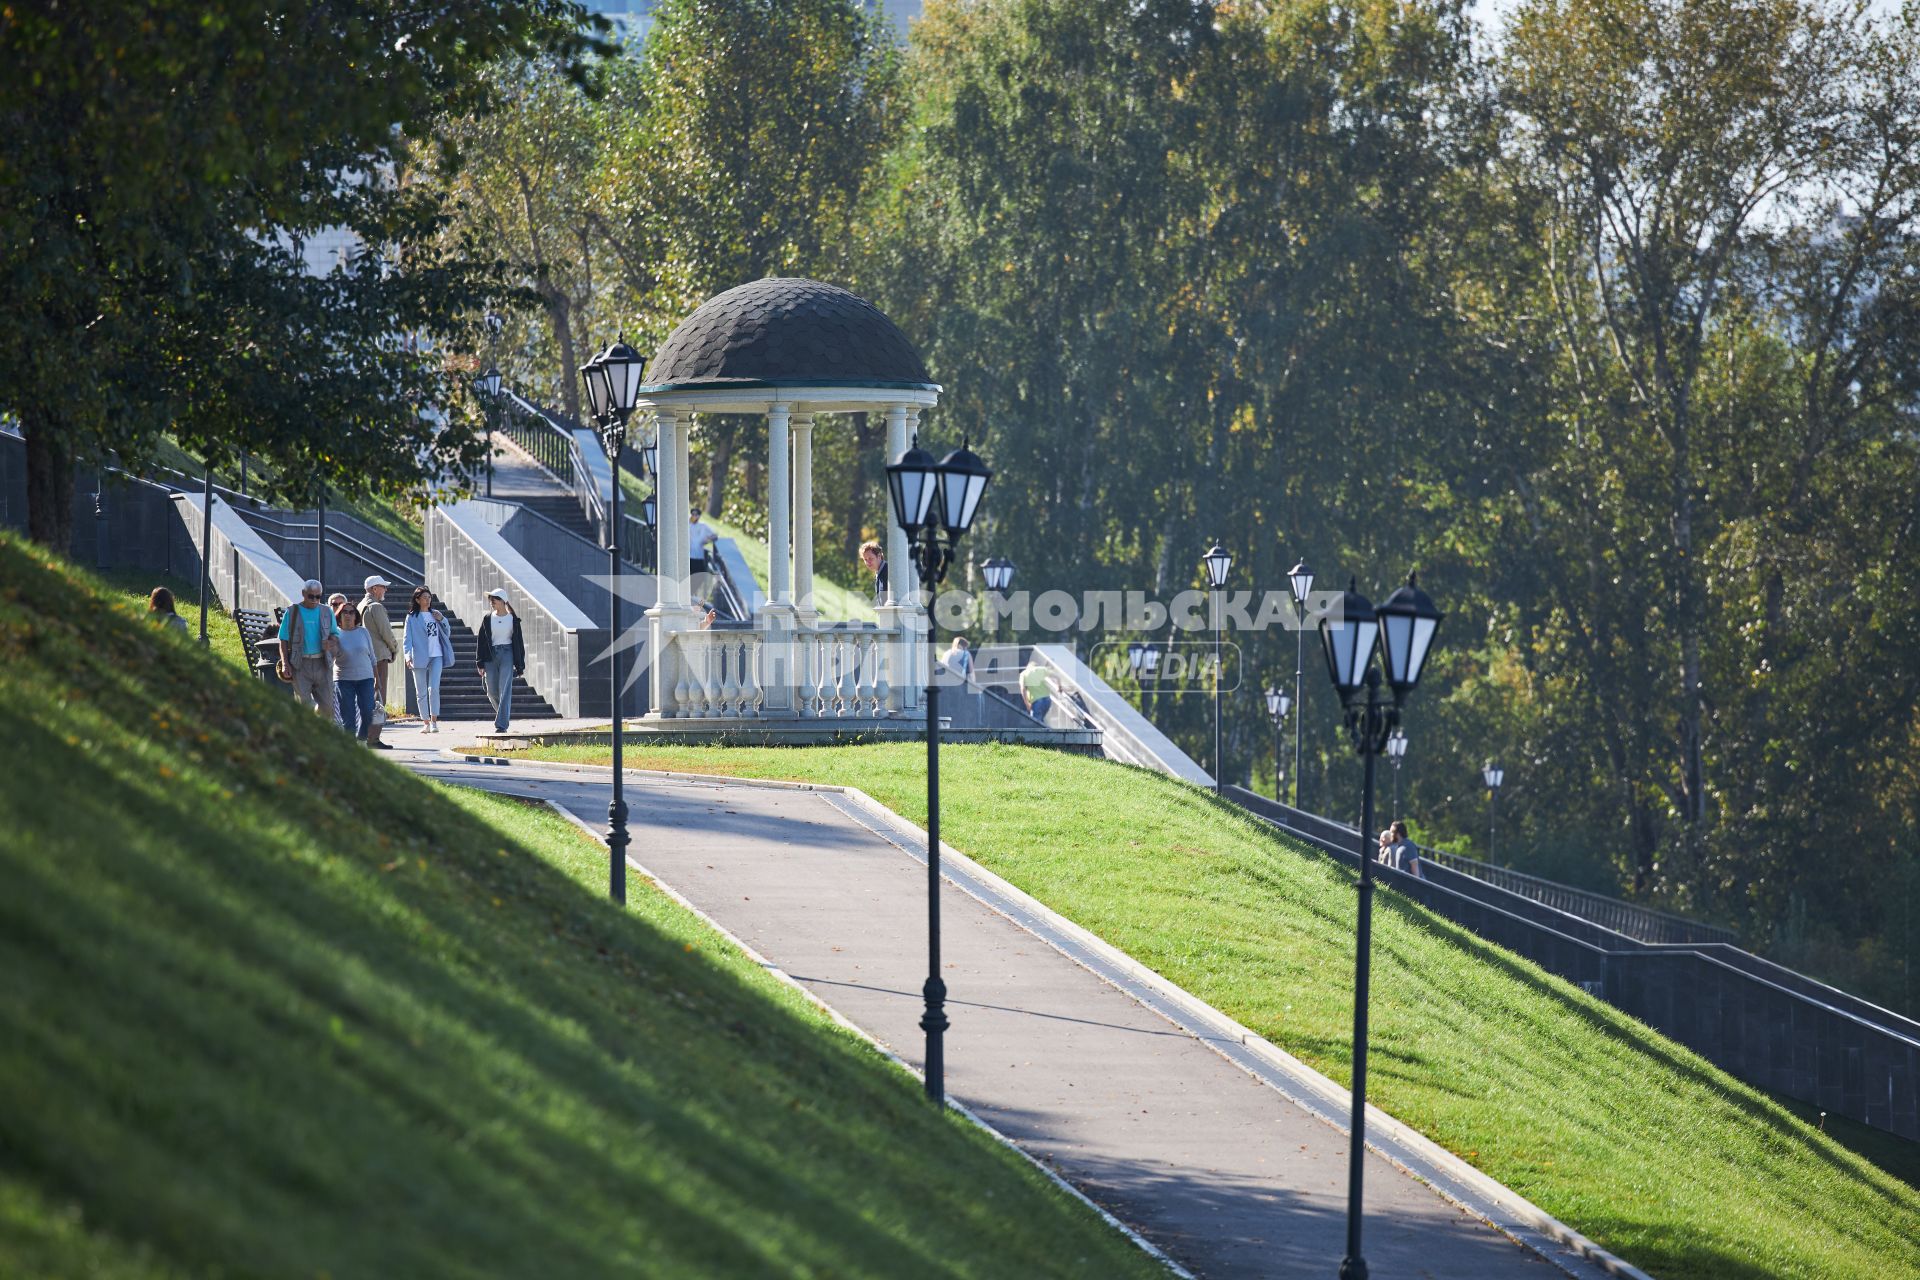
[887,432,992,1107]
[1386,727,1408,820]
[1319,572,1442,1280]
[1265,684,1292,802]
[582,337,646,907]
[475,366,504,498]
[1289,557,1314,807]
[981,555,1014,646]
[1483,762,1504,862]
[1203,540,1233,793]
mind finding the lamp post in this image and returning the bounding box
[198,462,214,646]
[1289,558,1314,807]
[581,338,647,907]
[476,365,504,498]
[1265,685,1292,802]
[1203,540,1233,793]
[1386,727,1408,820]
[1319,572,1442,1280]
[886,432,993,1106]
[981,555,1014,647]
[1483,762,1504,862]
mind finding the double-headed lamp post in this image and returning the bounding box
[581,338,646,906]
[1203,541,1233,793]
[1386,727,1408,820]
[475,366,504,498]
[1318,572,1443,1280]
[981,555,1014,646]
[886,433,993,1106]
[1484,762,1504,862]
[1265,685,1293,802]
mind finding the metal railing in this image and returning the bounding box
[1241,792,1739,947]
[234,506,422,590]
[1418,846,1738,946]
[500,390,607,541]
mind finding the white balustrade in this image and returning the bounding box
[653,622,910,720]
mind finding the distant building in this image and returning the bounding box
[580,1,922,44]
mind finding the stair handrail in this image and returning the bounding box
[232,507,422,588]
[501,389,609,541]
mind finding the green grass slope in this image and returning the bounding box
[470,740,1920,1280]
[0,534,1162,1280]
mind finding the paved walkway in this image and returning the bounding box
[398,747,1587,1279]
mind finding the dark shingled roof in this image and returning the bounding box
[645,278,933,389]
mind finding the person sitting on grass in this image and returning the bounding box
[147,586,187,633]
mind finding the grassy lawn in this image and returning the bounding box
[460,739,1920,1280]
[0,533,1164,1280]
[98,568,250,673]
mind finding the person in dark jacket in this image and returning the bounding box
[475,587,526,733]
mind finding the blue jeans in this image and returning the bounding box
[1029,695,1053,723]
[413,657,444,719]
[482,652,515,732]
[337,678,377,740]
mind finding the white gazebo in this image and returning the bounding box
[636,277,938,723]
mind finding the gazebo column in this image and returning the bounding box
[647,410,692,718]
[878,403,921,715]
[791,412,815,619]
[765,403,792,613]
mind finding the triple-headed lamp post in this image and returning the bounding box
[1318,572,1442,1280]
[1202,541,1233,792]
[1265,685,1292,803]
[885,433,993,1106]
[580,338,646,906]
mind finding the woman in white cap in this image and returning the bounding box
[474,587,525,734]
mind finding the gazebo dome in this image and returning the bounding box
[644,277,933,390]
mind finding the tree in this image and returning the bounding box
[0,1,604,549]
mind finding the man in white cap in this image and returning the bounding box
[276,579,341,721]
[358,575,398,749]
[474,587,524,734]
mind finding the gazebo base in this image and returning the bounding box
[474,719,1103,753]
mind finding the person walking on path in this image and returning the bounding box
[357,575,398,750]
[860,539,888,605]
[331,601,379,743]
[277,579,342,721]
[944,635,973,681]
[147,587,187,633]
[403,585,454,733]
[1021,657,1055,723]
[474,587,525,734]
[1379,820,1424,879]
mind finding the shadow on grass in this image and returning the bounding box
[0,532,1162,1280]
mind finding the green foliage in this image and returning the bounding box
[0,533,1164,1279]
[0,1,606,546]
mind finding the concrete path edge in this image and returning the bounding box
[533,795,1197,1279]
[446,751,1654,1280]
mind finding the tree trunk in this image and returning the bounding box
[24,416,75,554]
[705,418,735,517]
[841,410,879,565]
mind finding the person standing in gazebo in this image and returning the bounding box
[860,539,888,605]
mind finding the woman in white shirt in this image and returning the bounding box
[331,601,379,742]
[474,588,525,734]
[402,585,455,733]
